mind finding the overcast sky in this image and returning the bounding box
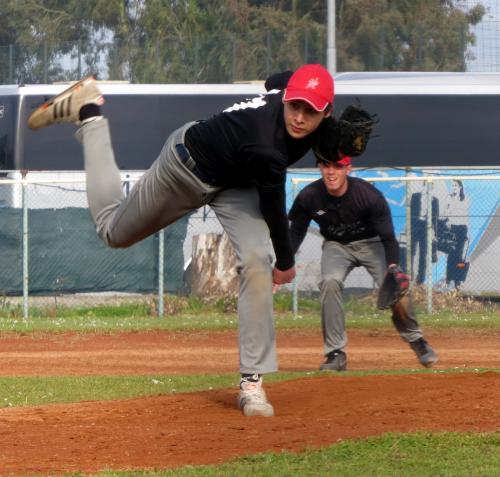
[466,0,500,71]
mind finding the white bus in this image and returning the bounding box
[2,72,500,173]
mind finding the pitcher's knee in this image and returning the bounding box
[237,250,272,277]
[105,235,133,248]
[97,225,135,249]
[320,276,344,295]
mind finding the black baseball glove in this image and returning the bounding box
[312,117,341,163]
[337,102,378,157]
[377,265,410,310]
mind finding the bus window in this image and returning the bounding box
[0,96,18,170]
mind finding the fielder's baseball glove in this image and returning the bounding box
[377,265,410,310]
[337,103,378,157]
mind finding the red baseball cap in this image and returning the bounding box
[283,64,334,111]
[337,155,352,166]
[314,147,352,166]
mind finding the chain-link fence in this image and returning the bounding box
[0,30,325,86]
[0,1,492,85]
[0,171,499,317]
[464,0,500,72]
[0,172,228,318]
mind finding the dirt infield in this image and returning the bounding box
[0,328,499,475]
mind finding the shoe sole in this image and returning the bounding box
[319,357,347,371]
[319,364,347,371]
[237,395,274,417]
[242,406,274,417]
[28,77,103,130]
[421,355,439,368]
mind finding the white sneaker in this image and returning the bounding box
[237,375,274,417]
[28,76,104,130]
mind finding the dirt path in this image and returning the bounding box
[0,328,498,375]
[0,328,498,475]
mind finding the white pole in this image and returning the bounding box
[405,168,412,280]
[22,171,29,320]
[292,181,298,318]
[426,181,434,314]
[327,0,336,73]
[158,229,164,317]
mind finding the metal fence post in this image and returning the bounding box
[21,170,29,320]
[9,44,14,84]
[405,168,412,279]
[77,39,82,78]
[158,229,164,317]
[266,30,272,77]
[425,179,433,314]
[291,180,298,317]
[43,42,48,83]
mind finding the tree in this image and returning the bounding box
[0,0,126,83]
[336,0,486,71]
[0,0,325,83]
[0,0,487,84]
[110,0,325,83]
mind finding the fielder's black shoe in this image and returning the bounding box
[410,338,438,368]
[320,349,347,371]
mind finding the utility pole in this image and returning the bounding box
[327,0,336,74]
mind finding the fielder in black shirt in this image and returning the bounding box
[289,154,438,371]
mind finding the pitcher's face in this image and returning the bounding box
[283,100,330,139]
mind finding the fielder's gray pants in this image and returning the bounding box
[75,119,277,375]
[319,238,423,356]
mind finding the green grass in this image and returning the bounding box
[0,373,237,408]
[0,371,329,408]
[0,290,498,333]
[0,313,240,333]
[0,291,498,333]
[0,308,498,334]
[62,431,500,477]
[0,295,234,320]
[1,369,497,409]
[0,294,497,476]
[0,294,499,333]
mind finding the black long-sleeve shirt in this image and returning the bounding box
[288,177,400,266]
[185,90,333,270]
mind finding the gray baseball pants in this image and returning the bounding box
[75,119,277,374]
[319,238,423,356]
